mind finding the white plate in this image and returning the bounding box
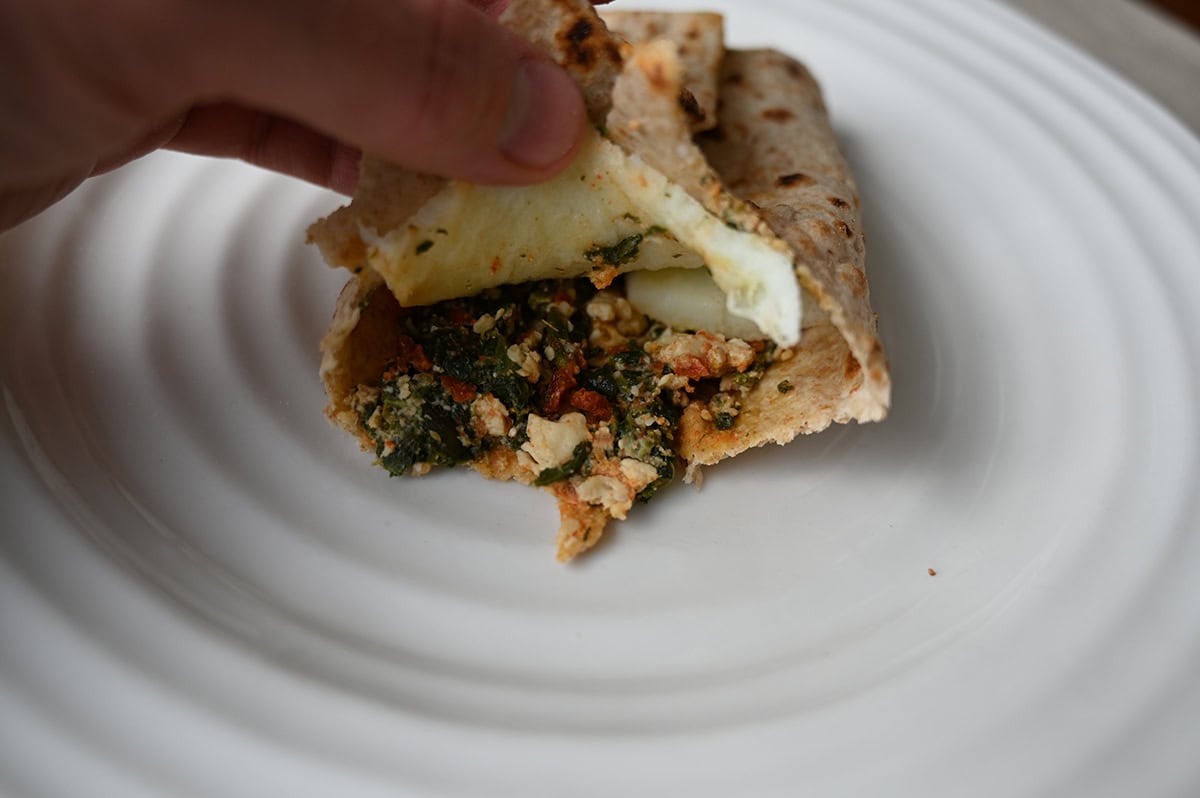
[3,1,1199,795]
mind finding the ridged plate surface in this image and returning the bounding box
[2,1,1199,795]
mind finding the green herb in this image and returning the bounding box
[713,412,735,430]
[533,441,592,486]
[415,239,434,254]
[356,279,708,508]
[595,347,680,501]
[585,233,644,266]
[367,374,477,476]
[777,380,794,393]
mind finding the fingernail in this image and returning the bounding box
[499,58,584,169]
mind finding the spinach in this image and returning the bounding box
[533,441,592,486]
[585,233,644,266]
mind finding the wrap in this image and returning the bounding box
[310,1,890,559]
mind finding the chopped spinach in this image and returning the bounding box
[365,374,476,476]
[353,278,768,508]
[586,233,644,267]
[533,441,592,486]
[584,227,671,268]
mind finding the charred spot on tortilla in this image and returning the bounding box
[775,172,812,187]
[309,2,890,560]
[678,87,705,126]
[561,18,598,66]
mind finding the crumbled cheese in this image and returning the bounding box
[521,413,589,470]
[586,295,617,322]
[587,290,650,349]
[619,458,660,492]
[472,314,496,334]
[648,330,755,377]
[471,394,509,437]
[506,343,541,381]
[351,385,380,408]
[575,475,635,519]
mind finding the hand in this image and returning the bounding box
[0,0,602,230]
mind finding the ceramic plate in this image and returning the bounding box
[2,1,1199,795]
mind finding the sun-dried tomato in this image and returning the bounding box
[396,334,433,372]
[439,375,478,403]
[566,389,613,423]
[541,365,579,414]
[671,354,710,380]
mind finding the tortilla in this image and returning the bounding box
[312,30,804,347]
[599,9,724,131]
[312,4,889,560]
[307,0,623,277]
[679,49,890,469]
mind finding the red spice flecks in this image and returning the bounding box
[439,375,478,403]
[672,354,710,380]
[396,334,433,372]
[566,389,613,422]
[489,256,501,274]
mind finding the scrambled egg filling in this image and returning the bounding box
[350,278,775,515]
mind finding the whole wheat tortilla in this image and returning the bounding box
[678,49,890,468]
[314,6,890,558]
[599,10,724,131]
[312,24,804,345]
[308,0,623,276]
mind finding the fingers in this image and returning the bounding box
[161,104,361,194]
[0,173,90,231]
[174,0,587,184]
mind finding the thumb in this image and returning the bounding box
[182,0,587,184]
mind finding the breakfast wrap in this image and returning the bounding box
[308,1,890,559]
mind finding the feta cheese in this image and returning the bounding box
[587,290,651,349]
[521,413,590,470]
[647,330,755,377]
[471,394,510,437]
[506,343,541,381]
[575,475,635,519]
[619,458,661,492]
